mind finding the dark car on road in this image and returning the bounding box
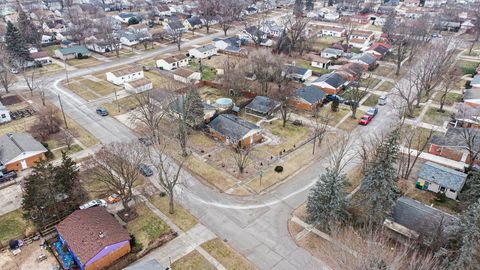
[366,107,378,117]
[0,171,18,183]
[139,164,153,177]
[96,107,109,116]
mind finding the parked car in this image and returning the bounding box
[139,137,152,146]
[325,94,344,103]
[107,193,121,204]
[138,164,153,177]
[9,68,18,74]
[96,107,109,116]
[0,171,17,183]
[366,107,378,117]
[292,119,303,126]
[79,199,107,209]
[343,99,359,106]
[358,115,373,125]
[378,95,387,106]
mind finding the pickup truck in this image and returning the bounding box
[0,171,17,183]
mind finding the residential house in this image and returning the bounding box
[156,54,189,70]
[337,63,364,81]
[0,102,11,124]
[118,31,140,46]
[200,16,220,27]
[41,34,54,45]
[0,133,47,171]
[213,37,242,50]
[56,207,131,270]
[429,127,480,165]
[320,48,344,59]
[207,114,262,147]
[259,20,283,37]
[463,87,480,107]
[366,43,391,59]
[240,26,272,46]
[348,53,378,71]
[245,96,280,117]
[384,197,457,246]
[164,20,187,34]
[85,36,121,54]
[168,95,217,123]
[311,72,347,94]
[188,45,218,59]
[349,38,371,49]
[285,65,313,82]
[173,68,201,83]
[404,0,420,7]
[319,26,345,37]
[124,78,153,94]
[115,13,138,24]
[106,66,144,85]
[29,51,52,66]
[155,4,172,16]
[416,162,467,200]
[128,23,149,34]
[289,85,326,111]
[243,6,258,15]
[184,16,203,30]
[350,29,374,41]
[309,55,331,69]
[324,12,340,21]
[55,45,91,60]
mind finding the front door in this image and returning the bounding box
[20,160,27,170]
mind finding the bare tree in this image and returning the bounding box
[170,28,184,51]
[327,133,354,174]
[148,143,184,214]
[222,57,249,94]
[90,141,146,217]
[232,145,252,174]
[22,66,41,97]
[130,92,167,144]
[218,0,246,36]
[467,4,480,55]
[459,127,480,170]
[394,70,420,119]
[398,126,435,179]
[279,15,310,55]
[312,111,331,155]
[437,67,461,113]
[97,18,121,58]
[358,133,382,174]
[197,0,219,34]
[345,74,371,119]
[405,15,434,64]
[0,53,16,96]
[30,105,62,141]
[340,17,358,49]
[248,49,278,95]
[272,59,293,128]
[60,129,76,150]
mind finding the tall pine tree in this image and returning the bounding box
[357,129,400,226]
[17,8,40,45]
[460,171,480,209]
[5,21,31,64]
[306,168,349,232]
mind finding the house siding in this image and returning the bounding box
[289,98,315,111]
[5,153,46,172]
[84,241,130,270]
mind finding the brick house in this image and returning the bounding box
[0,133,47,172]
[429,128,480,165]
[311,72,347,94]
[56,207,131,270]
[289,85,326,111]
[207,114,262,147]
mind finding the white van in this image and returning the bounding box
[378,95,387,106]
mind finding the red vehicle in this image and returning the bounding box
[358,114,373,125]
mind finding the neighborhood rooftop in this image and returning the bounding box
[208,114,260,141]
[418,162,467,191]
[110,66,143,77]
[0,133,47,166]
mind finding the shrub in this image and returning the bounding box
[274,166,283,173]
[435,192,446,203]
[159,192,166,197]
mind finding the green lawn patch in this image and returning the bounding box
[0,210,34,246]
[432,92,462,106]
[376,81,394,92]
[201,238,257,270]
[150,195,198,231]
[127,203,172,249]
[362,94,379,107]
[422,107,452,126]
[257,120,311,156]
[172,250,215,270]
[456,60,479,75]
[51,144,83,160]
[361,77,381,89]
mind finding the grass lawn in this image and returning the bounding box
[400,126,441,151]
[184,155,238,192]
[372,66,394,77]
[25,63,64,76]
[0,210,35,246]
[456,60,479,75]
[338,109,365,131]
[51,144,83,160]
[362,94,378,107]
[201,238,257,270]
[172,250,215,270]
[432,92,462,106]
[199,86,226,102]
[400,180,460,214]
[257,120,311,156]
[312,36,343,51]
[144,71,185,90]
[406,106,424,119]
[422,107,452,126]
[296,59,330,75]
[361,77,381,89]
[127,203,172,249]
[189,132,218,151]
[150,195,198,231]
[0,115,37,136]
[328,106,350,124]
[43,45,60,57]
[101,93,143,116]
[190,61,217,81]
[82,175,108,199]
[66,57,103,68]
[65,115,99,148]
[376,81,394,92]
[64,81,101,101]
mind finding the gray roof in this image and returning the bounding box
[357,53,376,65]
[322,48,343,56]
[245,96,280,114]
[418,162,467,190]
[208,114,260,141]
[196,44,216,53]
[286,65,310,76]
[294,85,326,104]
[0,101,7,111]
[430,127,480,149]
[58,45,89,55]
[0,133,47,165]
[389,196,457,241]
[463,88,480,100]
[124,259,167,270]
[314,72,346,88]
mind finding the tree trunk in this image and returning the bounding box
[206,24,210,34]
[168,194,175,214]
[395,45,402,76]
[312,134,316,155]
[439,92,446,112]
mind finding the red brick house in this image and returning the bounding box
[207,114,262,147]
[428,128,480,165]
[289,85,326,111]
[0,133,47,172]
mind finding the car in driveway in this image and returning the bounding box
[378,95,387,106]
[79,199,107,209]
[107,193,121,204]
[366,107,378,117]
[138,164,153,177]
[358,114,373,125]
[96,107,109,116]
[0,171,17,183]
[325,94,344,103]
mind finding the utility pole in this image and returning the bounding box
[64,58,69,84]
[58,94,68,129]
[113,87,120,112]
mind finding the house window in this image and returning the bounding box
[440,186,446,192]
[1,114,5,118]
[450,189,456,193]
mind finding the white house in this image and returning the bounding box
[28,51,52,67]
[350,29,374,41]
[156,54,189,70]
[319,26,345,37]
[350,38,371,49]
[324,12,340,21]
[188,44,218,59]
[106,66,144,85]
[173,68,201,83]
[320,48,344,59]
[115,13,138,24]
[417,162,467,200]
[213,37,241,50]
[119,31,140,46]
[0,102,11,124]
[124,78,153,94]
[310,55,331,69]
[85,36,122,53]
[285,65,312,82]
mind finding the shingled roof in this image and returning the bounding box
[294,86,326,104]
[418,162,467,190]
[0,133,47,165]
[56,207,130,266]
[430,128,480,149]
[208,114,260,141]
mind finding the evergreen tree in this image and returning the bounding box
[305,0,314,11]
[55,152,79,195]
[275,29,292,54]
[17,8,40,45]
[357,129,400,226]
[446,199,480,268]
[294,0,304,18]
[460,171,480,209]
[5,21,31,64]
[306,168,349,232]
[184,87,205,128]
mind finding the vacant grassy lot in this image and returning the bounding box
[201,238,257,270]
[127,203,172,249]
[184,155,238,192]
[150,195,198,231]
[101,93,143,116]
[422,107,452,126]
[172,250,215,270]
[0,210,35,246]
[312,36,344,51]
[64,77,118,101]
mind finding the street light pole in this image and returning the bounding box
[58,94,69,129]
[64,58,69,84]
[113,87,120,112]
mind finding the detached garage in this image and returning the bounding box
[0,133,47,171]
